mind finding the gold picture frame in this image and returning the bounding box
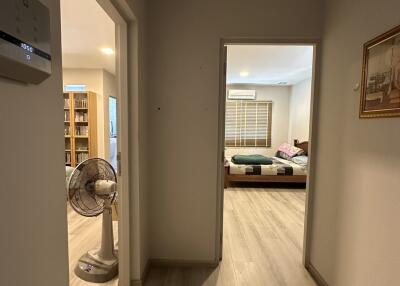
[360,25,400,118]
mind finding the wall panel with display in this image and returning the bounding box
[64,92,97,166]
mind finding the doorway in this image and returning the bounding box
[109,96,118,171]
[216,40,319,283]
[60,0,136,285]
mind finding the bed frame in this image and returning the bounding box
[224,140,308,188]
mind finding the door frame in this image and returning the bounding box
[215,38,321,267]
[95,1,140,285]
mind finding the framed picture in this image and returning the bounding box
[360,25,400,118]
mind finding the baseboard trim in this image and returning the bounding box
[130,259,151,286]
[131,258,219,285]
[150,258,219,268]
[306,262,329,286]
[131,280,142,286]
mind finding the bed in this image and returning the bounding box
[224,140,309,187]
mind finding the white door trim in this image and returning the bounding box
[96,1,139,285]
[216,38,321,267]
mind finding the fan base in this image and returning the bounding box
[75,252,118,283]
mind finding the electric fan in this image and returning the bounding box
[68,158,118,283]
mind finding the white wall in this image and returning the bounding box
[225,84,290,157]
[145,0,323,261]
[62,68,117,160]
[288,79,312,143]
[310,0,400,285]
[0,1,69,285]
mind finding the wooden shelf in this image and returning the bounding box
[64,91,97,167]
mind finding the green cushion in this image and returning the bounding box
[231,154,273,165]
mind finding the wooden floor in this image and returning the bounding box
[67,205,119,286]
[145,187,316,286]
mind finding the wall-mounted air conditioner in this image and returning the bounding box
[227,89,256,100]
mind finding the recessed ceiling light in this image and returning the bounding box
[240,71,249,77]
[101,48,114,55]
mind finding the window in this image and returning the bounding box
[225,100,272,147]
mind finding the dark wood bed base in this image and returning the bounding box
[224,140,308,188]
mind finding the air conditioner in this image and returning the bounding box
[227,89,256,100]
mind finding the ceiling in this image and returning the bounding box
[60,0,115,74]
[227,45,313,86]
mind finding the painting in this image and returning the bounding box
[360,25,400,118]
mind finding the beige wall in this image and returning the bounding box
[145,0,323,261]
[225,84,290,157]
[288,79,312,143]
[62,68,117,161]
[0,1,69,285]
[310,0,400,285]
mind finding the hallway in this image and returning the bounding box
[145,188,315,286]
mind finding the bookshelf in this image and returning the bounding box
[64,92,97,166]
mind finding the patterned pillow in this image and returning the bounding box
[276,143,304,159]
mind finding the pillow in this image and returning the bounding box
[291,155,308,167]
[276,143,304,159]
[276,150,292,160]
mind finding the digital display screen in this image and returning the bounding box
[20,43,34,53]
[0,30,51,61]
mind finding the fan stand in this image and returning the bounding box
[74,198,118,283]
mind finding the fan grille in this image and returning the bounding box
[68,158,117,217]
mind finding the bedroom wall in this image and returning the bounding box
[309,0,400,284]
[0,1,69,285]
[62,68,117,161]
[146,0,323,262]
[225,84,290,157]
[288,78,312,143]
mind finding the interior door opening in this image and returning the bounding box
[61,1,125,285]
[109,96,118,172]
[217,42,318,284]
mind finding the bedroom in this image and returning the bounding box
[222,44,314,284]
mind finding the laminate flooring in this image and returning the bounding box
[145,187,316,286]
[67,205,119,286]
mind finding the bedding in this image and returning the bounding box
[231,154,273,165]
[291,155,308,167]
[229,157,307,176]
[276,143,304,160]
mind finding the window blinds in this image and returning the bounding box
[225,100,272,147]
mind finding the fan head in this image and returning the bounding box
[68,158,117,217]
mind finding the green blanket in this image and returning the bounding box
[231,154,273,165]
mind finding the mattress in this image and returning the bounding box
[228,157,307,176]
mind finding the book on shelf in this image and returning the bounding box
[64,98,70,109]
[64,110,70,121]
[75,126,88,136]
[75,98,88,108]
[75,111,88,122]
[64,126,70,135]
[65,152,71,164]
[76,152,89,164]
